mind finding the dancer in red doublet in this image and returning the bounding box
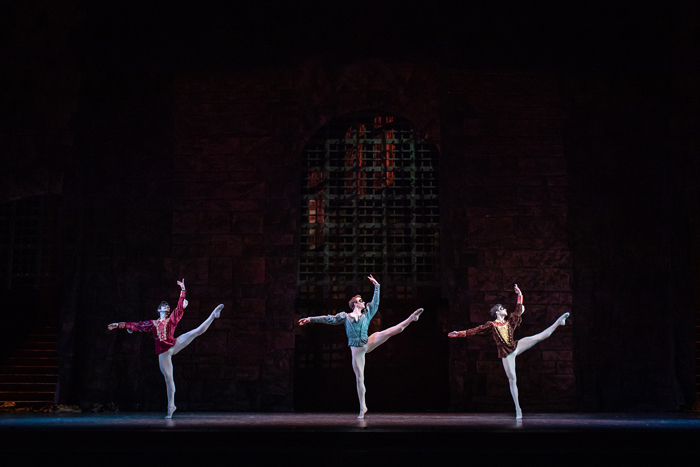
[108,278,223,418]
[449,284,569,419]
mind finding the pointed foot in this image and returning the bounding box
[213,304,224,318]
[357,407,368,419]
[165,406,177,419]
[515,408,522,420]
[412,308,424,321]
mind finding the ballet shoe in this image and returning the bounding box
[412,308,424,321]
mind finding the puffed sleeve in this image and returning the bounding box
[125,320,154,333]
[169,289,187,326]
[365,284,380,319]
[308,312,348,325]
[464,322,494,337]
[508,303,523,328]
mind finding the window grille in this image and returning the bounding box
[299,114,440,300]
[0,196,52,289]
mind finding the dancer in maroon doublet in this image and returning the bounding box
[123,289,186,355]
[108,278,224,418]
[449,284,569,419]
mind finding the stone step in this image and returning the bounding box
[2,357,58,367]
[0,366,58,375]
[0,391,54,402]
[0,374,57,384]
[0,382,55,392]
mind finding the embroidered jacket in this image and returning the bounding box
[463,303,523,358]
[125,290,186,355]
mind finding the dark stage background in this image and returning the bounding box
[0,1,698,414]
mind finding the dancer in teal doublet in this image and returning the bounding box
[306,283,380,347]
[299,274,424,419]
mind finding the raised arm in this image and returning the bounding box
[364,275,381,319]
[299,312,348,326]
[513,283,524,316]
[169,279,187,326]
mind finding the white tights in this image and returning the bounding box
[501,312,569,419]
[350,308,423,419]
[157,304,223,419]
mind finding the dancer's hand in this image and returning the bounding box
[298,318,310,326]
[368,274,379,286]
[514,284,521,296]
[107,323,118,330]
[177,278,185,290]
[448,331,463,338]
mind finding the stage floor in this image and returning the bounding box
[2,412,699,461]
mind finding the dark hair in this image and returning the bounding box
[490,304,502,319]
[158,301,171,317]
[349,295,362,310]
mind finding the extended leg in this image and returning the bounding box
[350,346,368,419]
[158,352,177,419]
[513,312,570,356]
[365,308,423,353]
[502,355,522,419]
[169,304,224,355]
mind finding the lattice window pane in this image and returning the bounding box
[0,196,52,289]
[299,114,440,299]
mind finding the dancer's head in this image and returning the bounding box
[490,304,506,320]
[349,295,365,311]
[157,299,187,317]
[158,301,171,317]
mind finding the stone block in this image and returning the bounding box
[193,330,228,355]
[476,361,502,374]
[467,267,503,291]
[515,216,566,238]
[468,216,515,238]
[484,249,522,267]
[174,154,227,173]
[521,304,546,324]
[542,350,573,361]
[542,375,576,395]
[164,257,209,284]
[232,212,263,234]
[521,249,572,268]
[522,291,560,304]
[234,257,265,284]
[557,361,574,374]
[209,257,232,284]
[544,268,572,291]
[531,362,556,374]
[503,267,545,290]
[176,181,267,201]
[538,328,572,350]
[239,298,266,316]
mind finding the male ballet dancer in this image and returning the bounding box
[449,284,569,419]
[108,278,223,418]
[299,274,423,418]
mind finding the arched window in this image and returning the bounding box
[299,113,440,300]
[295,112,445,413]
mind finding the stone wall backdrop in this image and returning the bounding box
[4,2,697,415]
[171,72,298,411]
[442,72,574,412]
